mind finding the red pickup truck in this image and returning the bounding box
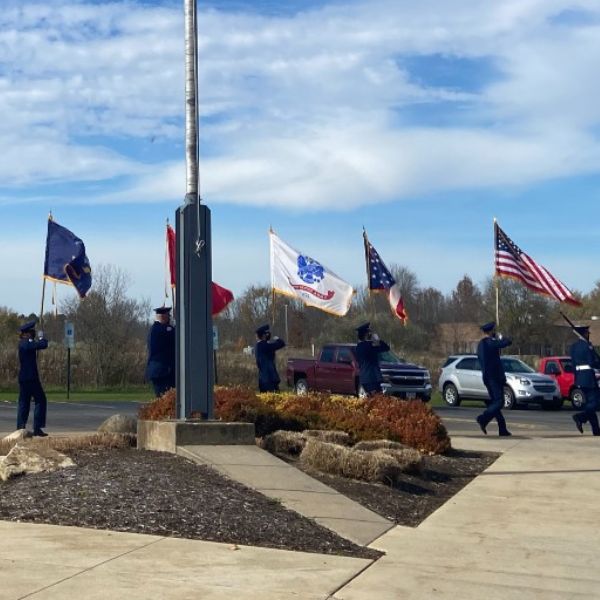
[286,343,432,400]
[538,356,584,408]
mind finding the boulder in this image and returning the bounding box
[0,443,75,482]
[2,429,32,443]
[97,414,137,434]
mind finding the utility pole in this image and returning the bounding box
[176,0,213,419]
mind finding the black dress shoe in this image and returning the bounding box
[572,415,584,434]
[33,429,48,437]
[476,415,487,435]
[499,430,512,437]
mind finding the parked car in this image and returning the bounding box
[439,354,562,410]
[287,343,432,400]
[538,356,583,409]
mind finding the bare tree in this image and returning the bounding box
[61,264,150,387]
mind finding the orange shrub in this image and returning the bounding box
[214,385,309,437]
[139,386,451,455]
[138,388,176,420]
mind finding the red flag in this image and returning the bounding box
[212,281,234,316]
[166,223,176,288]
[166,223,234,316]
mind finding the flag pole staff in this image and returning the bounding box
[165,218,170,307]
[39,279,47,329]
[493,217,499,327]
[269,226,276,326]
[39,211,53,329]
[362,227,375,323]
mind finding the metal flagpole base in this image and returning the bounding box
[175,201,214,420]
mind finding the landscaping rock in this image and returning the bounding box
[0,444,75,482]
[2,429,32,443]
[97,414,137,434]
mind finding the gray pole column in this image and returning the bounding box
[176,0,214,419]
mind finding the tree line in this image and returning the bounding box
[0,263,598,390]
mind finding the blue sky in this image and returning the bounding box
[1,0,600,315]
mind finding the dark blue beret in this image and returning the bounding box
[356,322,371,335]
[481,321,496,333]
[154,306,172,314]
[20,320,37,333]
[256,324,270,336]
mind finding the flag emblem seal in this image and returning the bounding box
[297,255,325,284]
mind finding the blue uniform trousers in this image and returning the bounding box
[151,376,175,398]
[17,381,47,431]
[480,379,509,434]
[258,380,279,393]
[362,382,383,395]
[575,387,600,435]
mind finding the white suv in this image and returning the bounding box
[439,354,562,410]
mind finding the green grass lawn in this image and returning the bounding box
[0,389,153,403]
[428,391,483,409]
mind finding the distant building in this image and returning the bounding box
[438,322,481,355]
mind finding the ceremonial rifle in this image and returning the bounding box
[559,311,600,363]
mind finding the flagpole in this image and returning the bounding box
[362,227,372,321]
[494,217,499,327]
[164,218,170,307]
[269,226,276,326]
[39,278,47,329]
[39,211,53,328]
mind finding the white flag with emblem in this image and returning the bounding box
[270,231,354,316]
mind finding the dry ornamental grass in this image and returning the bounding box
[299,438,423,485]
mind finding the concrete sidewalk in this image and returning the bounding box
[0,521,371,600]
[3,433,600,599]
[333,435,600,599]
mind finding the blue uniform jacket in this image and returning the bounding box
[255,338,286,386]
[356,340,390,386]
[477,336,512,384]
[145,322,176,380]
[18,338,48,383]
[570,339,600,389]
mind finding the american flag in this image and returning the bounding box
[495,222,581,306]
[363,231,407,323]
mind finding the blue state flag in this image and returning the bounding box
[43,218,92,298]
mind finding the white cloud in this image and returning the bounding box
[0,0,599,209]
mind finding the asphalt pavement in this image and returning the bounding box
[435,404,578,437]
[0,400,141,435]
[0,399,580,438]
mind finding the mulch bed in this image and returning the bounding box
[0,445,498,557]
[293,449,498,526]
[0,448,380,560]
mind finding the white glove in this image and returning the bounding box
[37,330,44,340]
[371,333,380,342]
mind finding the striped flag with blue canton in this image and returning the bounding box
[363,230,407,323]
[495,222,581,306]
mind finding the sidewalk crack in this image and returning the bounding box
[17,536,166,599]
